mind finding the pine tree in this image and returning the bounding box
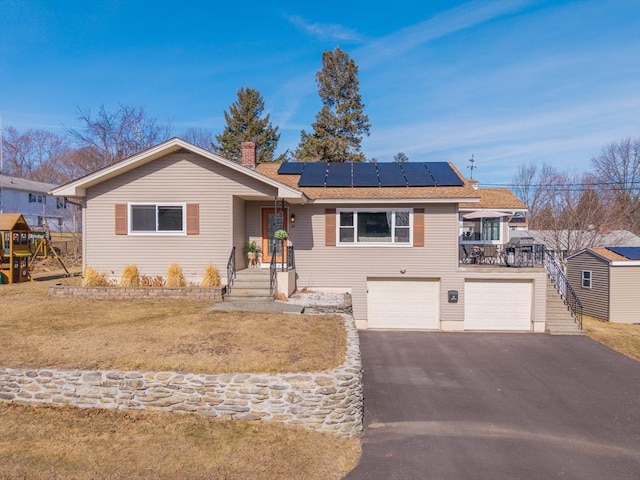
[215,87,281,163]
[394,152,409,163]
[296,48,370,162]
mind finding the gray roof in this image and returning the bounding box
[0,174,58,194]
[512,229,640,250]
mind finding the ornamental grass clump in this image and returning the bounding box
[166,264,186,287]
[200,265,221,287]
[140,275,165,287]
[119,265,140,287]
[81,267,110,287]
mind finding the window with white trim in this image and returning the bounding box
[581,270,592,288]
[338,209,412,245]
[129,203,185,234]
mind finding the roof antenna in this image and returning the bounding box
[467,154,476,180]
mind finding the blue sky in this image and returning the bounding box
[1,0,638,185]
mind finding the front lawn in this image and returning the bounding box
[583,315,640,361]
[0,277,345,373]
[0,403,360,480]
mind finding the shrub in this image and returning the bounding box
[166,264,186,287]
[119,265,140,287]
[274,292,288,301]
[140,275,165,287]
[81,267,110,287]
[201,265,221,287]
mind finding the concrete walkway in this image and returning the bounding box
[208,298,305,313]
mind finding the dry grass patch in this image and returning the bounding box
[0,403,360,480]
[583,315,640,361]
[0,278,346,373]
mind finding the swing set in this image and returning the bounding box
[0,213,69,284]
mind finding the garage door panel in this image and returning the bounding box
[367,279,440,329]
[465,280,532,331]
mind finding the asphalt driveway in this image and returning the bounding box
[346,332,640,480]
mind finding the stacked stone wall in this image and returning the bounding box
[48,285,223,301]
[0,316,362,437]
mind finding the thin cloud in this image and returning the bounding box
[285,14,365,43]
[356,0,536,68]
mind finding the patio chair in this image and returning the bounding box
[462,245,475,264]
[483,245,498,264]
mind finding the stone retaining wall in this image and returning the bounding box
[48,285,223,301]
[0,316,363,437]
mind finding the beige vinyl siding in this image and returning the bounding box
[232,196,247,274]
[609,266,640,324]
[84,153,276,282]
[567,251,609,320]
[248,202,462,323]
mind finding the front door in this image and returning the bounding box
[261,208,288,264]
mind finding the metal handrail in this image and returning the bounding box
[543,246,583,329]
[269,239,277,295]
[226,246,236,294]
[287,245,295,270]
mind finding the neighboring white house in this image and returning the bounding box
[511,229,640,260]
[0,174,80,232]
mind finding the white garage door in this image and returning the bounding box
[367,279,440,329]
[464,280,532,331]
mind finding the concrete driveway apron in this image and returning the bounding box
[346,332,640,480]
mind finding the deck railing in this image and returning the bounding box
[543,247,583,329]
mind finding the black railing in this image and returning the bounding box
[225,246,236,295]
[287,245,295,270]
[543,246,583,329]
[269,240,277,295]
[269,241,296,295]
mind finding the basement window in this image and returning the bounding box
[581,270,592,289]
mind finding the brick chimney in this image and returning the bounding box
[241,142,256,168]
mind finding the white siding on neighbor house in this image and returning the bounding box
[84,153,277,282]
[567,251,609,321]
[609,266,640,324]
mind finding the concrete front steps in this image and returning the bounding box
[545,277,584,335]
[223,268,272,301]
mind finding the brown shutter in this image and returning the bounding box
[325,209,336,246]
[413,208,424,247]
[186,204,199,235]
[115,204,127,235]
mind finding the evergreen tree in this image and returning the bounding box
[295,48,370,162]
[394,152,409,163]
[215,87,281,163]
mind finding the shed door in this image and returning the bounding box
[464,280,532,331]
[367,279,440,329]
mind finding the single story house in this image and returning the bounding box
[52,138,550,332]
[515,229,640,261]
[566,247,640,324]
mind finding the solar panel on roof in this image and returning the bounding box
[605,246,640,260]
[325,163,353,187]
[402,163,436,187]
[277,162,306,175]
[352,162,379,187]
[426,162,464,186]
[377,163,407,187]
[298,163,328,187]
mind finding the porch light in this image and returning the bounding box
[290,213,296,224]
